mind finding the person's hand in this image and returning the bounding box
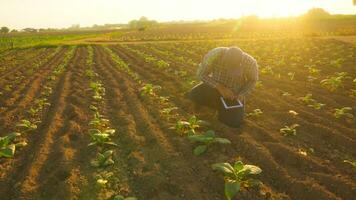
[216,84,235,100]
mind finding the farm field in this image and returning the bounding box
[0,36,355,200]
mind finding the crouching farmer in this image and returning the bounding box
[187,47,259,127]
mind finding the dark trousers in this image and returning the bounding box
[187,82,244,127]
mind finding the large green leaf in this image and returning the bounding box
[0,144,16,158]
[213,138,231,144]
[212,163,235,176]
[188,134,213,143]
[0,136,11,147]
[224,181,240,200]
[0,133,20,147]
[234,161,244,171]
[193,145,207,156]
[243,165,262,175]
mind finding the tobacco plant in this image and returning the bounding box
[90,81,105,101]
[298,93,314,104]
[212,161,262,200]
[188,130,231,155]
[140,83,161,96]
[88,129,117,146]
[308,102,326,110]
[16,119,38,132]
[172,115,208,135]
[246,109,263,117]
[89,112,110,129]
[287,72,295,80]
[280,124,299,136]
[91,150,115,167]
[334,107,353,119]
[0,133,26,158]
[114,195,137,200]
[320,72,349,92]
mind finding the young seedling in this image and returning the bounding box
[160,107,178,120]
[320,72,349,92]
[308,102,326,110]
[114,195,137,200]
[90,81,105,101]
[27,107,39,117]
[89,112,110,129]
[160,106,178,115]
[172,115,208,135]
[41,86,53,97]
[260,66,274,75]
[91,150,115,168]
[4,85,12,92]
[246,109,263,117]
[35,98,51,110]
[159,96,170,104]
[280,124,299,136]
[88,129,117,146]
[89,105,98,112]
[140,84,161,96]
[350,89,356,98]
[334,107,353,119]
[188,130,231,156]
[308,67,321,76]
[330,58,343,68]
[298,93,314,104]
[255,81,263,89]
[287,72,295,80]
[0,132,26,158]
[95,171,114,188]
[16,119,38,132]
[157,60,170,69]
[212,161,262,200]
[85,69,98,79]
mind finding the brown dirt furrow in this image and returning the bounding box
[94,45,225,199]
[34,46,93,200]
[0,47,68,134]
[0,47,50,80]
[0,48,45,77]
[0,47,63,111]
[0,47,80,200]
[109,45,354,196]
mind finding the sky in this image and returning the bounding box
[0,0,355,30]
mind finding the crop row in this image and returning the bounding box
[85,45,136,200]
[0,47,76,158]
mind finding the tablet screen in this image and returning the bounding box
[220,97,243,109]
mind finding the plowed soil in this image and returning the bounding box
[0,37,355,200]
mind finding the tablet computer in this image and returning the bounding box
[220,97,243,109]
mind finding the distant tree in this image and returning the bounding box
[22,28,37,33]
[10,29,18,33]
[0,27,10,34]
[129,17,158,30]
[304,8,331,19]
[69,24,80,30]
